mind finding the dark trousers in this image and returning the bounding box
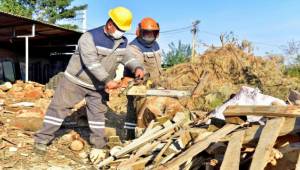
[124,96,137,130]
[34,76,107,148]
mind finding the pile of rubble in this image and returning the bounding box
[0,81,53,132]
[161,44,300,111]
[0,81,97,169]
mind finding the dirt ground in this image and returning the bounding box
[0,108,128,170]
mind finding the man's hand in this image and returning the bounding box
[105,80,120,93]
[135,68,144,79]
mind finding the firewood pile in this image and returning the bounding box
[100,104,300,170]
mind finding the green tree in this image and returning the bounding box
[0,0,87,30]
[283,41,300,77]
[0,0,33,17]
[295,55,300,64]
[34,0,87,26]
[163,41,192,67]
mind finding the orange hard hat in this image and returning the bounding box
[136,17,160,37]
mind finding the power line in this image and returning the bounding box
[126,29,191,37]
[251,41,282,48]
[199,29,282,48]
[160,25,192,34]
[125,24,193,36]
[84,22,282,50]
[201,30,220,37]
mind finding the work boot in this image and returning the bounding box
[33,142,47,155]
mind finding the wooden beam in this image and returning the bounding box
[156,124,239,170]
[224,105,300,117]
[220,130,245,170]
[250,117,285,170]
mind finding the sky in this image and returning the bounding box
[73,0,300,57]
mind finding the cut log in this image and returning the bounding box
[156,124,239,170]
[224,105,300,117]
[250,117,285,170]
[220,130,245,170]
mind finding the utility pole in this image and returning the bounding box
[191,20,200,63]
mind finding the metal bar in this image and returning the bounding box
[16,24,35,82]
[25,36,29,82]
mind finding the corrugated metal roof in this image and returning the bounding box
[0,10,82,42]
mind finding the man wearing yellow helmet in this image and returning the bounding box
[33,6,144,165]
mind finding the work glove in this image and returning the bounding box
[89,148,107,165]
[135,68,144,79]
[105,80,120,93]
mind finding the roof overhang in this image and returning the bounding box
[0,11,82,44]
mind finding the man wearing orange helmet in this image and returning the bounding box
[124,17,162,139]
[129,17,162,83]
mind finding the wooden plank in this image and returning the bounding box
[153,140,173,168]
[99,120,183,168]
[250,117,285,170]
[118,141,159,168]
[296,152,300,170]
[156,124,239,170]
[128,155,153,170]
[233,118,300,144]
[127,88,191,97]
[224,105,300,117]
[220,130,245,170]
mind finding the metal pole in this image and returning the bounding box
[16,24,35,82]
[25,36,29,82]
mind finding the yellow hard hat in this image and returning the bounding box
[109,6,133,31]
